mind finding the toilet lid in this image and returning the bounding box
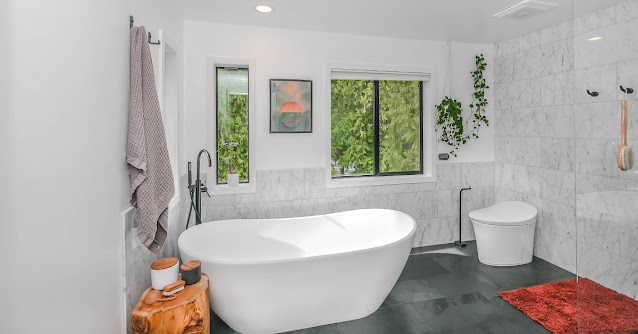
[469,201,537,226]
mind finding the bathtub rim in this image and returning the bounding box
[178,208,416,266]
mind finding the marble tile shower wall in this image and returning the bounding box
[200,162,494,248]
[494,0,638,299]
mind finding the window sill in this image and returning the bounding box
[209,183,256,195]
[325,173,436,188]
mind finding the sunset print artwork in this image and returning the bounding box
[270,79,312,133]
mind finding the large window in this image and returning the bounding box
[216,67,249,184]
[331,79,423,178]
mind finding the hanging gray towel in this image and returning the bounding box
[127,26,175,254]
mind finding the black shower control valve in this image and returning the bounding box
[201,184,211,197]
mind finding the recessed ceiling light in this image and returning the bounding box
[256,5,272,13]
[588,36,603,41]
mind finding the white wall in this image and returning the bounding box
[184,22,495,172]
[0,0,8,185]
[2,0,129,333]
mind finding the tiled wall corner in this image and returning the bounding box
[493,10,577,274]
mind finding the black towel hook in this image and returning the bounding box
[620,86,634,94]
[148,32,161,45]
[587,89,599,97]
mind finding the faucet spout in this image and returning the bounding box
[194,149,212,226]
[196,149,212,181]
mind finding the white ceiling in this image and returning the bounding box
[182,0,625,44]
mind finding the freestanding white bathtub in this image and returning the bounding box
[178,209,415,334]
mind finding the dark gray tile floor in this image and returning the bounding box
[210,242,574,334]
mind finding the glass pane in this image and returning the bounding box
[330,80,374,177]
[379,81,421,173]
[571,0,638,331]
[216,68,249,184]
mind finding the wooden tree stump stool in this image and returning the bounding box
[132,274,210,334]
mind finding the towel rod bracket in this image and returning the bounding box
[148,32,161,45]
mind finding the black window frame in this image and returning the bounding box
[215,66,250,185]
[331,80,424,178]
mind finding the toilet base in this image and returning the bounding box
[477,259,532,267]
[472,220,536,267]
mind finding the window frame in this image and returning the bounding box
[215,66,250,185]
[208,57,256,195]
[330,80,424,178]
[325,63,436,188]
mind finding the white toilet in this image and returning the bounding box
[469,201,537,266]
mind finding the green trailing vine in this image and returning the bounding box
[468,54,490,139]
[435,54,490,157]
[435,97,465,156]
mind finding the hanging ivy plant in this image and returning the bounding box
[435,97,465,157]
[435,54,490,157]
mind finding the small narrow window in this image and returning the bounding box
[331,79,423,178]
[216,67,249,184]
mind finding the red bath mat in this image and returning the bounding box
[499,278,638,334]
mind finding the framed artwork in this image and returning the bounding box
[270,79,312,133]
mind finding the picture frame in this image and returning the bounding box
[270,79,313,133]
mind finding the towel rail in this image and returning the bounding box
[129,16,161,45]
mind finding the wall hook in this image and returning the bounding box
[148,32,161,45]
[587,89,599,97]
[620,86,634,94]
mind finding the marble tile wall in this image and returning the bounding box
[494,0,638,299]
[200,162,494,249]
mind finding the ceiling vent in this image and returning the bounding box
[493,0,558,18]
